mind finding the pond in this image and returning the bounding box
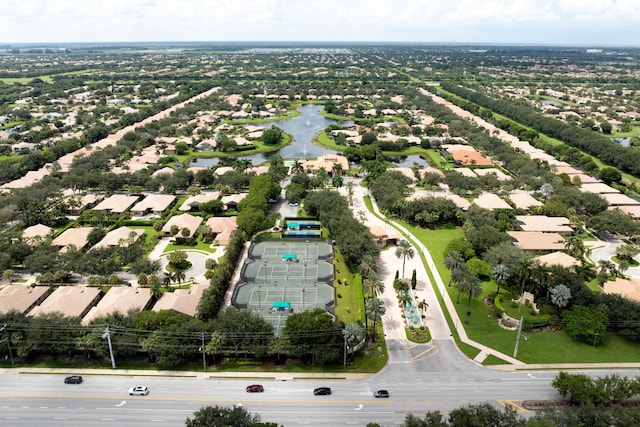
[388,155,430,168]
[190,104,352,167]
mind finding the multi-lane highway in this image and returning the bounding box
[2,340,609,426]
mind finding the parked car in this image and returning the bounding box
[313,387,332,396]
[128,386,149,396]
[373,389,390,398]
[64,375,83,384]
[246,384,264,393]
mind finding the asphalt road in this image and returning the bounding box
[6,341,636,427]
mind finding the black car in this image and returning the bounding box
[313,387,332,395]
[246,384,264,393]
[64,375,83,384]
[374,389,389,398]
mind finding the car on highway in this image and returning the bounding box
[313,387,332,395]
[246,384,264,393]
[128,386,149,396]
[374,389,390,398]
[64,375,83,384]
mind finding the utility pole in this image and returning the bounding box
[102,326,116,369]
[201,332,207,372]
[513,317,524,358]
[0,324,15,366]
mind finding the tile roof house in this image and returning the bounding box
[82,286,152,325]
[302,154,349,175]
[0,285,51,314]
[51,227,95,252]
[205,216,238,245]
[22,224,54,244]
[508,193,544,210]
[130,194,176,216]
[535,251,580,268]
[92,226,145,250]
[515,215,573,233]
[153,283,208,317]
[221,193,247,210]
[92,194,139,213]
[472,193,512,210]
[161,213,203,238]
[29,285,102,318]
[179,192,221,212]
[604,277,640,303]
[507,231,566,252]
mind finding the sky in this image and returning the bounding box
[2,0,639,46]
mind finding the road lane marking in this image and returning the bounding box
[497,400,530,412]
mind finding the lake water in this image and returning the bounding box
[190,104,349,167]
[611,137,630,147]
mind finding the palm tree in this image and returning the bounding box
[291,159,304,174]
[445,251,465,286]
[331,162,344,177]
[363,272,384,300]
[233,158,253,172]
[358,255,379,279]
[458,273,482,324]
[365,298,386,342]
[451,264,470,303]
[417,299,429,315]
[332,174,344,188]
[342,323,365,355]
[515,257,533,299]
[564,235,585,259]
[395,239,415,278]
[491,264,509,295]
[399,290,414,308]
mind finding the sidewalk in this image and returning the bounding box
[343,178,523,366]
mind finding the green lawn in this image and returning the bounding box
[333,250,364,325]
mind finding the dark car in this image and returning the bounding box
[246,384,264,393]
[374,389,389,398]
[313,387,332,396]
[64,375,83,384]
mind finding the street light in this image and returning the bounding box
[0,324,14,366]
[593,332,600,347]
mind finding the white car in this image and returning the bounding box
[128,386,149,396]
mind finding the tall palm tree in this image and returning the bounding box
[515,257,533,299]
[342,323,365,353]
[445,251,465,286]
[564,235,585,259]
[363,272,384,300]
[365,298,386,342]
[491,263,509,295]
[458,273,482,324]
[291,159,304,174]
[331,162,344,177]
[451,264,470,303]
[395,239,415,278]
[332,174,344,188]
[358,255,379,279]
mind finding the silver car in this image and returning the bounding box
[128,386,149,396]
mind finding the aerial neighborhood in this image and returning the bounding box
[1,45,640,399]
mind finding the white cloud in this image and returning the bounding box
[0,0,637,44]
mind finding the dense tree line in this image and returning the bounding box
[440,82,640,177]
[304,190,379,267]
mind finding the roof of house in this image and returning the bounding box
[555,165,583,175]
[29,285,101,318]
[130,194,176,214]
[303,154,349,173]
[221,193,247,207]
[601,192,640,206]
[205,216,238,245]
[580,182,620,194]
[92,226,145,250]
[472,193,512,210]
[507,231,566,251]
[179,192,221,211]
[152,283,208,317]
[22,224,53,241]
[473,168,511,181]
[0,285,50,314]
[387,167,416,182]
[82,286,152,324]
[51,227,94,251]
[92,194,139,213]
[161,213,203,238]
[151,167,175,179]
[535,251,580,268]
[515,215,573,233]
[451,168,478,178]
[419,167,446,179]
[604,277,640,303]
[610,205,640,219]
[508,193,544,209]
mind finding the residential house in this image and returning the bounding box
[0,285,50,314]
[29,285,102,318]
[161,213,203,239]
[130,194,176,216]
